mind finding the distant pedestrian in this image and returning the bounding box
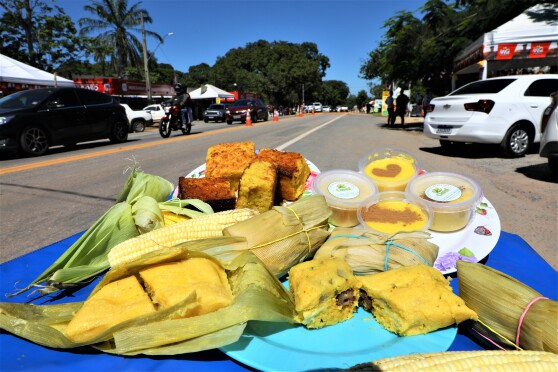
[386,90,394,126]
[422,88,432,118]
[391,90,409,127]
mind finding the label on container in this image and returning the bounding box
[425,184,462,202]
[328,181,360,199]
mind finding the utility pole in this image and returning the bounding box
[140,13,151,104]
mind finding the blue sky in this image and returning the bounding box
[57,0,426,94]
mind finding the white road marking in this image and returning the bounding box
[276,114,347,151]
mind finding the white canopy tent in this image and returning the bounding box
[453,4,558,88]
[0,53,75,87]
[188,84,234,100]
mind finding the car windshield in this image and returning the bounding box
[0,89,54,109]
[450,79,515,95]
[208,104,225,110]
[232,99,254,107]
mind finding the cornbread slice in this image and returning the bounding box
[236,160,278,213]
[139,257,233,318]
[257,149,311,201]
[289,258,359,329]
[178,176,235,212]
[205,142,256,190]
[359,265,478,336]
[65,275,156,343]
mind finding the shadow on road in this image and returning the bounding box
[0,182,116,201]
[0,139,141,161]
[378,122,424,132]
[516,163,558,183]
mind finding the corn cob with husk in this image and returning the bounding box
[457,261,558,353]
[350,350,558,371]
[313,227,439,274]
[108,208,258,267]
[162,211,191,226]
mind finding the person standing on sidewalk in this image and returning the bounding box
[386,90,394,126]
[392,90,410,127]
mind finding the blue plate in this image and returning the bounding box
[221,283,458,371]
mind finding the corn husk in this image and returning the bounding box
[314,227,439,275]
[457,261,558,353]
[0,237,295,355]
[222,195,331,277]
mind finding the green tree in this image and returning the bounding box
[0,0,83,71]
[78,0,162,78]
[317,80,350,106]
[181,63,212,89]
[355,90,369,109]
[369,84,384,99]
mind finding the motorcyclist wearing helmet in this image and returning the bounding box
[175,83,192,129]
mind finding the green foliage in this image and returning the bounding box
[355,90,369,109]
[369,84,384,99]
[78,0,162,78]
[361,0,546,95]
[316,80,350,106]
[181,63,212,89]
[0,0,84,71]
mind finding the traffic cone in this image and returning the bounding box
[298,106,303,118]
[245,110,252,126]
[273,110,279,122]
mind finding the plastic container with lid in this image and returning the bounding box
[358,148,420,192]
[405,172,483,232]
[312,169,378,227]
[357,191,433,235]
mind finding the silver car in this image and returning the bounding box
[539,92,558,175]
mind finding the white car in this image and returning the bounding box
[322,105,331,112]
[424,74,558,157]
[339,106,349,112]
[312,102,323,112]
[142,104,165,123]
[121,104,152,132]
[539,92,558,175]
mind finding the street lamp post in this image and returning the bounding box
[141,14,173,103]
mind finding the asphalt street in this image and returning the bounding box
[1,113,556,268]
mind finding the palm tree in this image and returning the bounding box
[78,0,162,77]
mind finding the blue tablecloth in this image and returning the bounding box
[1,231,556,371]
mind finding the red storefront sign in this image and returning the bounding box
[496,44,517,60]
[529,42,551,59]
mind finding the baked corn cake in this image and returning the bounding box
[289,258,359,329]
[178,176,236,212]
[139,257,233,318]
[65,275,156,343]
[359,264,478,336]
[236,160,278,213]
[205,142,256,190]
[257,148,311,201]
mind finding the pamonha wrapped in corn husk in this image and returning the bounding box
[457,261,558,353]
[0,237,295,355]
[314,227,439,275]
[221,195,332,277]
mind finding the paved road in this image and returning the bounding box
[1,113,556,269]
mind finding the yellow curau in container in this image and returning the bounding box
[358,148,419,192]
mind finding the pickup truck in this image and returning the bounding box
[142,104,165,123]
[121,104,153,132]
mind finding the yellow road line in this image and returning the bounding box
[0,115,302,175]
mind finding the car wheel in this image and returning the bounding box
[204,118,209,123]
[109,120,129,143]
[132,119,145,133]
[227,120,233,125]
[20,126,49,156]
[501,123,531,157]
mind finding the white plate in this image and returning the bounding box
[429,197,500,275]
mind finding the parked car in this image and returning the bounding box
[339,106,349,112]
[226,99,268,124]
[313,102,323,112]
[424,74,558,157]
[322,105,331,112]
[142,104,165,123]
[539,92,558,174]
[121,103,152,132]
[203,103,230,123]
[0,87,129,156]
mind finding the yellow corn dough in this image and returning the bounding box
[139,257,233,317]
[289,258,359,329]
[359,265,478,336]
[65,275,156,343]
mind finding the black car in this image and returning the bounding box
[0,87,129,156]
[226,98,268,124]
[203,103,230,123]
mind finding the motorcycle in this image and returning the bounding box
[159,104,192,138]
